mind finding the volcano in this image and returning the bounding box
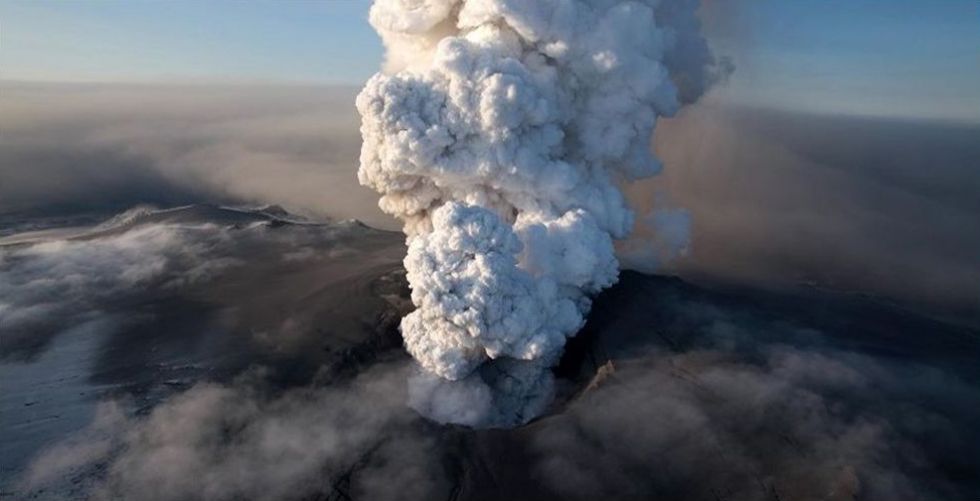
[3,205,978,500]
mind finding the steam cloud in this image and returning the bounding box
[356,0,726,426]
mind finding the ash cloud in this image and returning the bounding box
[625,104,980,324]
[0,82,392,230]
[357,0,727,427]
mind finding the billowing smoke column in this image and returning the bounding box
[357,0,725,427]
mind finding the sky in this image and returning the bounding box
[1,0,978,121]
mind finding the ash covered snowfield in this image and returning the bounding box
[357,0,729,427]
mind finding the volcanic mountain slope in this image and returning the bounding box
[4,207,979,501]
[1,205,409,493]
[446,272,980,500]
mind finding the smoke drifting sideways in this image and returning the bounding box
[625,105,980,324]
[356,0,729,427]
[0,83,392,233]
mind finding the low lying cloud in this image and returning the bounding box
[524,273,980,500]
[535,346,979,500]
[1,206,414,494]
[22,364,449,501]
[0,207,398,360]
[1,222,235,359]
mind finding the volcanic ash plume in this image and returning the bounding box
[356,0,725,427]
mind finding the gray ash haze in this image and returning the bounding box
[2,1,980,500]
[0,82,391,232]
[626,102,980,325]
[4,81,978,323]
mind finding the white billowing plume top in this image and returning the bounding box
[356,0,726,427]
